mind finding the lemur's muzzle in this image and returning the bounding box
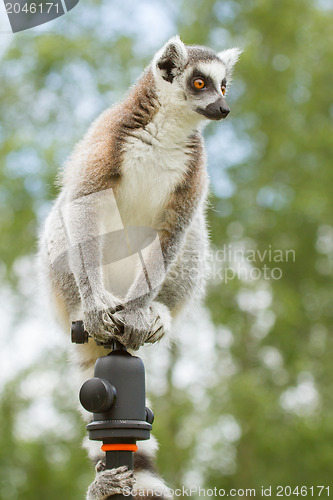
[196,98,230,121]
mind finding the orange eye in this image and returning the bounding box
[221,85,226,95]
[193,78,205,90]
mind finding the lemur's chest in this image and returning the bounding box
[115,129,190,227]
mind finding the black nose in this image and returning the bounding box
[195,99,231,120]
[220,106,230,118]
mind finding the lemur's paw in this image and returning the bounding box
[83,310,116,342]
[83,297,124,343]
[86,463,135,500]
[113,302,171,350]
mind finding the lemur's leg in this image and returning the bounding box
[110,207,209,349]
[156,210,209,317]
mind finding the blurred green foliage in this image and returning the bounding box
[0,356,93,499]
[1,0,333,498]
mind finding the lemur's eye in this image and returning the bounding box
[193,78,205,90]
[221,85,226,95]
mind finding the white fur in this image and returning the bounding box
[217,47,242,74]
[137,433,159,456]
[195,60,227,88]
[82,434,158,463]
[119,126,190,226]
[134,471,173,498]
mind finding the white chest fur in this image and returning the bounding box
[115,111,195,228]
[101,111,196,300]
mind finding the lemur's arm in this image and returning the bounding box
[58,188,123,340]
[54,118,126,340]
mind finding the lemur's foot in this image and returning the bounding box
[86,462,135,500]
[111,301,171,350]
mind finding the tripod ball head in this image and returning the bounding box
[80,346,153,443]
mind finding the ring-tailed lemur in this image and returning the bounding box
[37,36,241,500]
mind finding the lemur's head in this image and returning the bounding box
[152,36,241,122]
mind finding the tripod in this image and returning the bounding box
[71,321,154,500]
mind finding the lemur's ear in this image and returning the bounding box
[153,36,188,83]
[217,48,242,78]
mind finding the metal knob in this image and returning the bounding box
[80,378,116,413]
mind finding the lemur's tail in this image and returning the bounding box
[85,436,172,500]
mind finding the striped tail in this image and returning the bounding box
[85,436,172,500]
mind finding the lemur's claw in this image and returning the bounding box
[95,460,106,473]
[146,324,164,343]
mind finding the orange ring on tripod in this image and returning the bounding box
[101,443,138,452]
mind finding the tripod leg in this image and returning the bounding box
[105,450,134,470]
[105,451,134,499]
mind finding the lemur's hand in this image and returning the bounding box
[111,301,171,350]
[83,293,123,343]
[86,462,135,500]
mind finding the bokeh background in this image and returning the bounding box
[1,0,333,498]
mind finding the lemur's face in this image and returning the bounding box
[181,59,230,120]
[153,37,241,123]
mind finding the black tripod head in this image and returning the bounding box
[71,320,154,472]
